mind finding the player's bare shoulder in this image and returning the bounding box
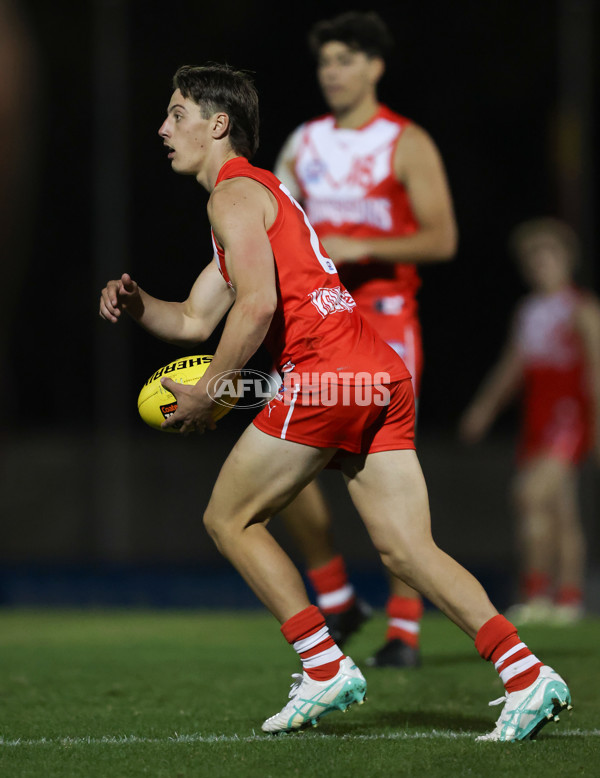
[209,175,278,241]
[573,289,600,335]
[393,122,445,181]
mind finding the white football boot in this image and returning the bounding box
[261,656,367,734]
[476,665,572,742]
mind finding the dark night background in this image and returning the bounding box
[1,0,598,608]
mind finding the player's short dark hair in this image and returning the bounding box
[509,217,580,265]
[173,63,259,159]
[308,11,393,60]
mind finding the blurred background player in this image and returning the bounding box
[274,11,458,666]
[460,218,600,625]
[101,63,572,741]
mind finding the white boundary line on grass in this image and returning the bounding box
[1,729,599,747]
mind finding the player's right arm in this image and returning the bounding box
[458,322,524,444]
[273,127,303,201]
[98,259,235,346]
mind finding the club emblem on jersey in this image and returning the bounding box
[305,159,327,183]
[308,286,357,318]
[374,295,405,315]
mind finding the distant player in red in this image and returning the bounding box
[274,11,457,666]
[460,218,600,624]
[99,64,571,741]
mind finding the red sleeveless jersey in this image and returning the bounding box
[515,286,592,462]
[212,157,410,385]
[292,105,421,315]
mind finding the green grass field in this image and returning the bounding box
[0,609,598,777]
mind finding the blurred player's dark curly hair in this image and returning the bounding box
[308,11,393,60]
[173,64,259,159]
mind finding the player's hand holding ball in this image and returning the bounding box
[160,376,217,435]
[137,355,239,435]
[99,273,142,323]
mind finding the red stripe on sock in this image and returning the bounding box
[281,605,324,644]
[301,636,336,659]
[475,615,543,692]
[281,606,344,681]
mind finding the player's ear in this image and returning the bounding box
[212,112,230,140]
[369,56,385,85]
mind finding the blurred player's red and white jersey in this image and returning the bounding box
[212,156,410,387]
[515,286,592,463]
[289,106,420,308]
[284,106,423,392]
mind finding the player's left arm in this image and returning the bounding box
[574,293,600,464]
[321,124,458,264]
[161,178,278,433]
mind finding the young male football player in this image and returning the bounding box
[100,63,571,740]
[460,218,600,625]
[273,11,458,667]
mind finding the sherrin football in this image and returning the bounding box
[137,355,239,432]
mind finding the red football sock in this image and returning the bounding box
[281,605,344,681]
[555,585,583,606]
[522,570,551,601]
[307,555,355,615]
[475,615,543,692]
[385,595,423,648]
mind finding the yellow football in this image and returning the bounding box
[137,355,239,432]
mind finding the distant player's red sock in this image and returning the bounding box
[385,595,423,648]
[522,570,551,601]
[307,555,355,615]
[475,615,543,692]
[555,585,583,606]
[282,605,345,681]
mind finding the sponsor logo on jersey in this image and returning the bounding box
[308,286,357,318]
[307,197,392,230]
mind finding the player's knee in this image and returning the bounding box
[380,532,439,583]
[202,504,222,547]
[202,502,237,549]
[380,545,418,580]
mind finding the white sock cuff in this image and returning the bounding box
[389,617,420,634]
[317,585,355,611]
[293,625,329,654]
[301,644,344,669]
[499,654,540,685]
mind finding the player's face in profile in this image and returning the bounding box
[158,89,212,176]
[317,41,382,113]
[518,236,572,293]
